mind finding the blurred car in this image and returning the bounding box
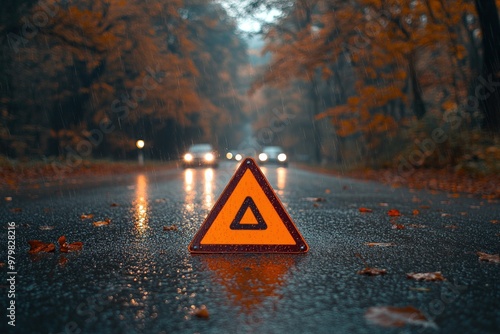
[225,150,243,162]
[258,146,288,167]
[182,143,219,168]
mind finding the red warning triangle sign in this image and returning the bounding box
[189,158,308,253]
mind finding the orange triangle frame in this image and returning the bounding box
[189,158,309,253]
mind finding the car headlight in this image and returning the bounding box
[258,153,268,162]
[226,152,233,160]
[204,153,214,162]
[235,154,242,161]
[184,153,193,162]
[278,153,287,162]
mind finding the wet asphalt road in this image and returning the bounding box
[1,162,499,334]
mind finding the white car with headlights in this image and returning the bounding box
[258,146,288,167]
[182,144,218,168]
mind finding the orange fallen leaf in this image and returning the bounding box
[163,225,178,231]
[359,207,373,213]
[193,305,209,319]
[365,305,436,328]
[412,209,420,215]
[58,235,83,253]
[357,267,387,276]
[93,218,111,227]
[406,272,446,282]
[28,240,55,254]
[5,197,12,201]
[59,256,69,266]
[387,209,401,217]
[391,224,405,230]
[80,214,94,220]
[477,252,500,263]
[365,242,396,247]
[490,220,499,224]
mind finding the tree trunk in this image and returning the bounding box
[474,0,500,132]
[408,51,427,119]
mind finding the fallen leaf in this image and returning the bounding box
[419,205,431,209]
[359,207,373,213]
[10,208,22,213]
[58,235,83,253]
[357,267,387,276]
[391,224,405,230]
[477,252,500,263]
[448,193,460,198]
[39,225,55,231]
[408,224,427,229]
[365,305,436,328]
[192,305,209,319]
[406,272,446,282]
[325,189,331,194]
[305,197,326,202]
[313,203,321,208]
[412,209,420,215]
[441,213,452,217]
[110,203,119,207]
[28,240,55,254]
[0,262,5,267]
[80,214,94,220]
[365,242,396,247]
[163,225,178,231]
[5,197,12,201]
[155,198,168,203]
[93,218,111,227]
[460,212,468,216]
[387,209,401,217]
[490,220,499,224]
[59,256,69,266]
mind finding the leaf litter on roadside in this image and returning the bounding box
[28,240,55,254]
[477,252,500,263]
[355,254,387,276]
[359,207,373,213]
[80,214,94,220]
[58,236,83,253]
[93,218,111,227]
[406,272,446,282]
[387,209,401,217]
[365,305,437,329]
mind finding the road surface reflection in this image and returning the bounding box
[132,174,149,234]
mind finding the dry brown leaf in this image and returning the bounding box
[80,214,94,220]
[365,242,396,247]
[58,235,83,253]
[357,267,387,276]
[490,220,499,224]
[420,205,431,209]
[412,209,420,215]
[10,208,22,213]
[365,305,436,328]
[441,213,452,217]
[110,203,119,207]
[93,218,111,227]
[406,272,446,282]
[28,240,55,254]
[39,225,55,231]
[477,252,500,263]
[305,197,326,202]
[391,223,405,230]
[359,207,373,213]
[0,262,5,267]
[387,209,401,217]
[163,225,178,231]
[5,197,12,201]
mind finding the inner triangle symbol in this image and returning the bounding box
[230,196,267,230]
